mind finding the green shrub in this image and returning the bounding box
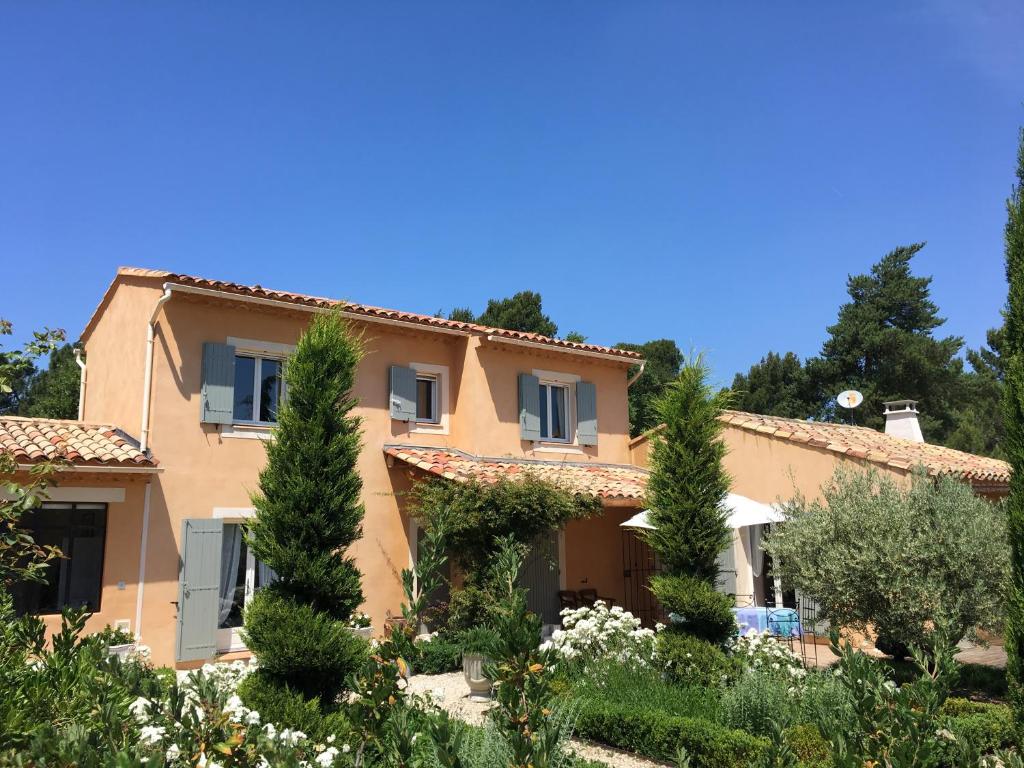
[412,637,464,675]
[783,724,830,768]
[797,671,855,740]
[939,698,1014,757]
[460,626,500,655]
[236,670,350,741]
[650,575,737,645]
[446,585,498,632]
[567,660,721,721]
[572,697,766,767]
[242,589,368,702]
[657,631,739,687]
[720,670,799,736]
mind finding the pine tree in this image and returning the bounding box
[731,351,814,419]
[615,338,684,437]
[241,312,367,713]
[1003,126,1024,726]
[646,358,736,647]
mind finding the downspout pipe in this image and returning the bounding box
[140,286,173,453]
[73,348,87,420]
[626,360,646,389]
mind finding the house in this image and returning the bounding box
[6,266,649,668]
[629,404,1011,608]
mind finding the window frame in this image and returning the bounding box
[232,353,285,426]
[409,362,450,435]
[539,382,571,443]
[223,338,295,438]
[415,373,440,424]
[12,502,108,616]
[532,368,580,447]
[213,510,275,653]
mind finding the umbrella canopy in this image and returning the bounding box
[620,493,785,531]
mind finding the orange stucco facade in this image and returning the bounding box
[77,271,641,667]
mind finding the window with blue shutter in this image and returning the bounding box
[176,518,223,662]
[389,365,418,422]
[518,373,541,441]
[576,381,598,446]
[201,343,236,425]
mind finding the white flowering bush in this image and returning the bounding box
[542,601,656,670]
[128,661,353,768]
[730,629,806,680]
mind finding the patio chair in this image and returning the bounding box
[557,590,580,610]
[578,588,615,607]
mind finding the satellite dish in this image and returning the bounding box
[837,390,863,409]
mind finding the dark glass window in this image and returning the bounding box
[233,355,256,421]
[11,503,107,615]
[416,375,437,422]
[233,355,284,423]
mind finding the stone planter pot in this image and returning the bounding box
[107,643,136,660]
[347,626,373,641]
[462,652,493,702]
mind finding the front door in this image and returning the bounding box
[621,528,663,627]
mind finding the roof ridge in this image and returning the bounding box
[0,415,116,428]
[383,443,649,472]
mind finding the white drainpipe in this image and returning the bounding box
[140,286,174,453]
[626,360,646,388]
[73,347,87,420]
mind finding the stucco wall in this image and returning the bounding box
[84,276,636,667]
[563,506,634,607]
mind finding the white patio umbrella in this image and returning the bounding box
[620,493,785,531]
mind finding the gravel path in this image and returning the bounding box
[406,672,670,768]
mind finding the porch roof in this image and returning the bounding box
[0,417,157,469]
[383,444,648,502]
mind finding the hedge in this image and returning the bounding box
[572,698,767,767]
[412,638,463,675]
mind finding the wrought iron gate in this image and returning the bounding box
[621,528,663,627]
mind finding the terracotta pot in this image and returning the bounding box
[462,652,493,702]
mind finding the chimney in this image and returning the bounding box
[883,400,924,443]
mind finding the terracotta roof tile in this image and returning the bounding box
[721,410,1010,487]
[384,445,648,501]
[0,417,156,468]
[108,267,642,362]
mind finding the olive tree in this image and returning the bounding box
[765,468,1009,652]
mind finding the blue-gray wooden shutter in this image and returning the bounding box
[518,373,541,441]
[516,530,561,625]
[389,365,418,421]
[201,342,236,424]
[175,518,223,662]
[715,535,738,598]
[576,381,598,446]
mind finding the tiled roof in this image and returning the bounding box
[384,445,648,501]
[102,267,642,362]
[0,417,156,468]
[720,410,1011,487]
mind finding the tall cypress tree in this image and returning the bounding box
[646,357,736,647]
[241,312,367,713]
[1003,127,1024,725]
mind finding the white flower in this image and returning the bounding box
[165,745,181,761]
[264,723,278,740]
[139,725,166,745]
[327,735,336,744]
[315,747,340,767]
[129,697,151,722]
[341,744,351,754]
[245,709,261,725]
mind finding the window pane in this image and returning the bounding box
[416,377,435,422]
[539,384,549,439]
[219,525,248,630]
[551,385,566,440]
[233,356,255,421]
[259,358,282,422]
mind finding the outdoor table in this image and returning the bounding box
[732,606,802,638]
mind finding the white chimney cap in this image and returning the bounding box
[883,400,923,442]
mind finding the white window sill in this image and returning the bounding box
[531,444,585,455]
[222,424,275,440]
[410,420,449,436]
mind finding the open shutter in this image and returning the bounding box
[518,373,541,441]
[176,518,223,662]
[715,535,738,598]
[576,381,598,446]
[389,365,418,422]
[201,342,236,424]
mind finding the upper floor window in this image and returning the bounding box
[12,503,107,615]
[233,355,284,424]
[416,373,439,424]
[539,382,569,441]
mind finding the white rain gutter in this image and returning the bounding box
[484,334,644,365]
[134,480,152,641]
[73,348,87,420]
[139,286,173,453]
[162,282,472,336]
[626,360,646,388]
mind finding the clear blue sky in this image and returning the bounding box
[2,2,1022,386]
